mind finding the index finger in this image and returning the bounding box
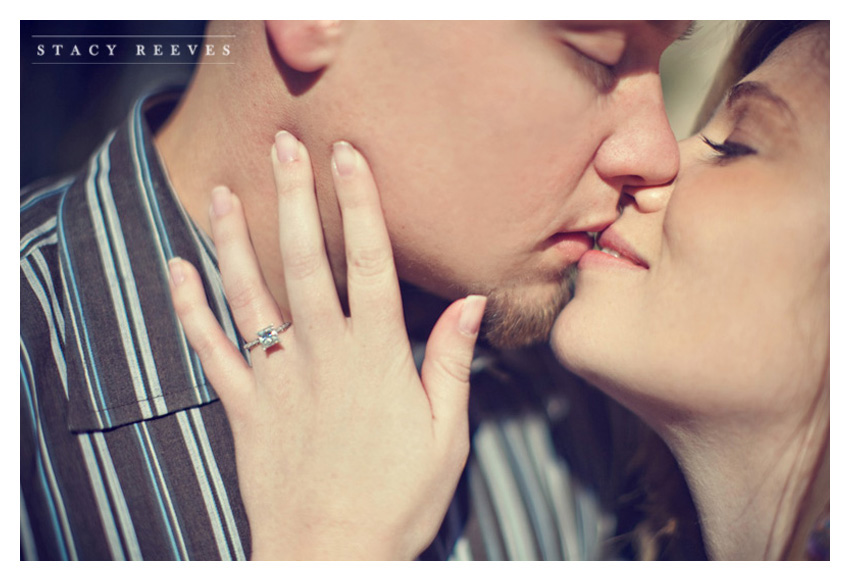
[331,141,405,338]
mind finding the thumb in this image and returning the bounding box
[420,295,487,427]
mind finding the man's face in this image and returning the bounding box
[301,21,688,347]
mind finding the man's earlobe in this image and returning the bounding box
[265,20,342,73]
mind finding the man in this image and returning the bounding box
[21,20,691,560]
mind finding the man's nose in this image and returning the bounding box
[593,71,679,189]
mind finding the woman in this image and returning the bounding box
[551,21,829,559]
[168,21,829,559]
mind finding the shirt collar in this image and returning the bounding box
[60,89,234,432]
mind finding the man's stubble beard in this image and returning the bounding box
[479,269,575,349]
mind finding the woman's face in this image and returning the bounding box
[551,24,829,426]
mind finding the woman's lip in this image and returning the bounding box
[578,249,648,271]
[592,229,649,269]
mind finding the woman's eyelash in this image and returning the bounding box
[700,135,757,161]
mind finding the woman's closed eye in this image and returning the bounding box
[700,134,757,163]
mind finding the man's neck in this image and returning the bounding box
[153,63,453,338]
[399,283,452,341]
[153,59,296,316]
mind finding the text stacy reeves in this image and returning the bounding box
[35,42,231,62]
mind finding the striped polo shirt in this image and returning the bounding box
[20,90,629,560]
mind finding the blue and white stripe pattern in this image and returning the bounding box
[21,91,622,561]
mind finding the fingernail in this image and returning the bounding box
[168,258,185,286]
[275,130,299,163]
[332,141,357,177]
[211,186,232,217]
[459,295,487,336]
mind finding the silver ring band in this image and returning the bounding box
[243,322,292,353]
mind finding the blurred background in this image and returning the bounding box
[660,20,742,138]
[20,20,742,188]
[21,20,205,187]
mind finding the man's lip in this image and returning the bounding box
[596,229,649,269]
[549,231,594,263]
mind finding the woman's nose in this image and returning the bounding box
[620,181,674,214]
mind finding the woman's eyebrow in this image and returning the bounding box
[726,81,797,125]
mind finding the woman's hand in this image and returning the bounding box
[167,132,486,560]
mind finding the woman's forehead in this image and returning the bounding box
[748,26,829,121]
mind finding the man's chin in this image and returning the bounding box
[479,275,572,349]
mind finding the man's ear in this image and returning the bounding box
[265,20,343,73]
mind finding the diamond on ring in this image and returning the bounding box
[243,322,292,353]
